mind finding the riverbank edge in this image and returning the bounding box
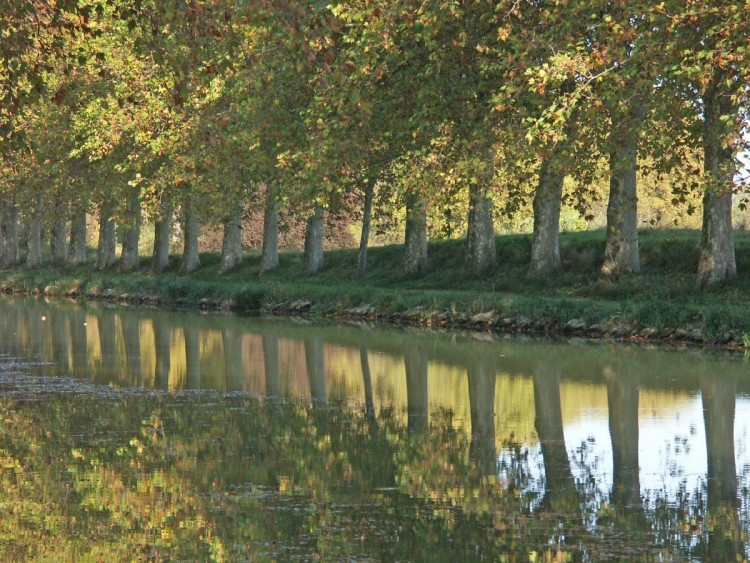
[0,268,745,353]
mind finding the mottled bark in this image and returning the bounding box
[119,193,141,272]
[152,198,173,274]
[303,205,325,275]
[403,191,428,275]
[358,182,374,276]
[2,202,19,267]
[68,206,87,265]
[466,183,496,276]
[602,135,640,276]
[96,203,117,270]
[528,157,564,278]
[260,188,279,273]
[304,336,326,404]
[218,209,243,274]
[181,204,201,273]
[26,195,43,268]
[697,74,736,289]
[404,344,429,433]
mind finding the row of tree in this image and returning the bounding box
[1,1,748,287]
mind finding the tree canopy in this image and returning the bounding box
[0,0,748,286]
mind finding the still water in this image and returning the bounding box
[0,296,747,560]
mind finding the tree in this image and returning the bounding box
[652,2,750,288]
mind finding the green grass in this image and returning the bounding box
[3,228,750,343]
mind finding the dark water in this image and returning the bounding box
[0,296,748,560]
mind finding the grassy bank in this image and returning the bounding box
[2,229,750,347]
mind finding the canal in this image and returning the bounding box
[0,295,746,560]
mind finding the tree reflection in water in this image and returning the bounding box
[0,296,746,559]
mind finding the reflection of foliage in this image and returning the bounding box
[0,389,735,560]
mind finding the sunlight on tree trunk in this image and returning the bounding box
[528,157,564,278]
[358,181,374,276]
[119,193,141,272]
[68,206,87,265]
[219,209,243,274]
[182,204,201,273]
[403,191,427,275]
[697,74,736,289]
[303,205,324,275]
[260,188,280,273]
[152,198,172,274]
[602,136,640,276]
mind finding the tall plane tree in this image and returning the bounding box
[654,2,750,288]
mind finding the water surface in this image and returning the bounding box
[0,296,746,560]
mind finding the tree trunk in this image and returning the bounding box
[50,208,68,267]
[219,209,243,274]
[68,206,87,265]
[2,202,19,268]
[466,183,496,276]
[181,204,201,273]
[698,192,735,289]
[697,75,736,289]
[96,203,117,270]
[26,195,43,268]
[303,205,324,275]
[528,157,564,278]
[152,198,172,274]
[602,135,640,276]
[357,182,374,276]
[403,190,428,275]
[260,188,279,272]
[119,192,141,272]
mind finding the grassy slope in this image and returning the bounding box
[2,228,750,341]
